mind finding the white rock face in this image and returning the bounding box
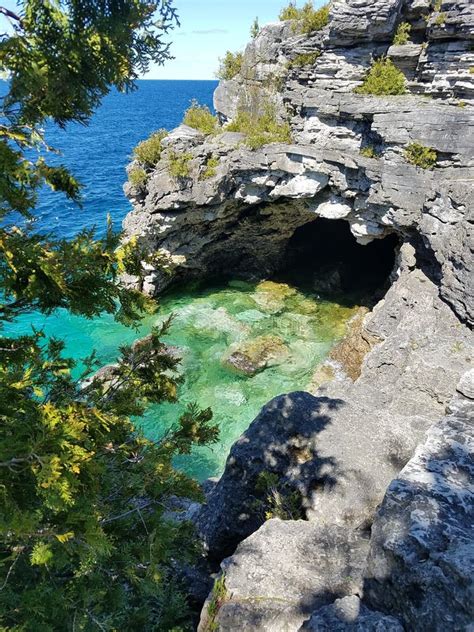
[313,197,352,220]
[270,172,329,199]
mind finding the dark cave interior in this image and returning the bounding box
[278,218,400,304]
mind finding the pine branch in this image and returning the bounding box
[0,6,23,28]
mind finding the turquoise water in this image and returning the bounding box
[3,80,356,479]
[148,280,356,479]
[8,279,356,480]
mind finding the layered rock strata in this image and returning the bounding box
[124,0,474,324]
[121,0,474,629]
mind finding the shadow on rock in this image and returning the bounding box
[196,391,345,564]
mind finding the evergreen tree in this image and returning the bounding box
[250,16,260,38]
[0,2,218,629]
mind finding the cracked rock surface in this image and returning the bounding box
[120,0,474,629]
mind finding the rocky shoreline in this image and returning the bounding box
[122,0,473,629]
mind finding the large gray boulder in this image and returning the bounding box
[196,391,332,561]
[328,0,402,45]
[364,371,474,631]
[198,520,370,632]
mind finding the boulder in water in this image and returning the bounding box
[223,334,289,376]
[251,280,297,314]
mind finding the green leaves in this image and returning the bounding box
[0,323,218,628]
[0,2,222,629]
[0,1,178,218]
[0,221,163,322]
[30,542,53,566]
[355,57,407,96]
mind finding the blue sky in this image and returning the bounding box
[1,1,325,80]
[149,0,290,80]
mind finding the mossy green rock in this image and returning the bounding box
[223,334,290,376]
[251,280,297,314]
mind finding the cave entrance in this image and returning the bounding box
[277,218,399,305]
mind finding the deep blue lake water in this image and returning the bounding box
[29,80,218,237]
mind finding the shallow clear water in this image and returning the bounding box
[136,280,356,480]
[7,279,356,480]
[2,79,357,480]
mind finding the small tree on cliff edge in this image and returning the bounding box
[0,2,218,630]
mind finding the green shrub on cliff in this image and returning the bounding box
[279,1,299,20]
[279,2,330,34]
[300,2,330,34]
[360,145,382,159]
[393,22,412,45]
[168,150,193,178]
[227,104,292,149]
[216,50,243,80]
[129,165,148,187]
[355,58,407,95]
[184,100,219,135]
[134,129,168,166]
[204,576,228,632]
[250,17,260,38]
[404,142,438,169]
[201,155,220,179]
[254,471,303,520]
[287,51,321,68]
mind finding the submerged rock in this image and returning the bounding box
[173,304,249,341]
[251,280,298,315]
[223,334,289,376]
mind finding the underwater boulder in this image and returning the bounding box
[223,334,290,376]
[251,280,297,314]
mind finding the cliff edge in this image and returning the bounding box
[122,1,473,629]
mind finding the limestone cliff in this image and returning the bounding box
[122,1,473,630]
[123,0,473,325]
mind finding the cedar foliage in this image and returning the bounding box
[0,2,219,629]
[216,50,243,80]
[355,58,407,96]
